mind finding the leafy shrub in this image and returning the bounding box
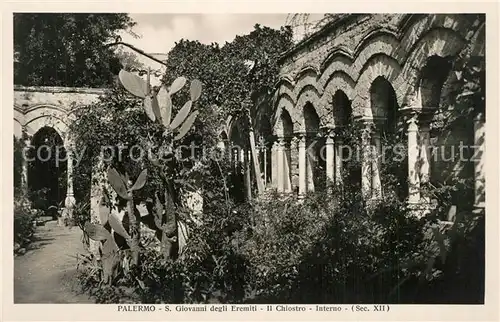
[14,192,43,249]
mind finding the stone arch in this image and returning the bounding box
[275,93,300,132]
[302,102,323,191]
[370,76,400,133]
[14,106,25,138]
[351,30,404,81]
[354,28,400,59]
[27,125,68,210]
[400,27,467,104]
[331,90,353,129]
[25,115,68,142]
[320,71,355,125]
[319,47,353,72]
[418,55,454,110]
[303,102,320,135]
[228,116,245,147]
[276,77,296,102]
[353,55,404,118]
[23,104,70,140]
[296,85,322,129]
[275,108,294,139]
[317,52,353,91]
[404,27,466,70]
[399,14,472,56]
[293,68,321,101]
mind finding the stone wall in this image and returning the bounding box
[14,85,105,140]
[272,13,485,210]
[275,14,484,128]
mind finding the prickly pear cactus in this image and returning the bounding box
[117,69,203,259]
[118,69,201,142]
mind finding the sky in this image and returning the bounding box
[117,13,325,85]
[120,14,292,54]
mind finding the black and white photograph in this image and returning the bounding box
[4,2,497,320]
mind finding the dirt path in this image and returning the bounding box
[14,221,93,303]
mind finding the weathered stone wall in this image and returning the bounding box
[272,14,485,207]
[275,14,484,129]
[14,85,105,140]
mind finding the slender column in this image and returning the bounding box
[289,137,299,192]
[276,137,285,194]
[245,149,252,200]
[474,112,485,209]
[59,141,76,226]
[407,115,421,204]
[306,135,315,192]
[271,141,278,188]
[361,123,372,199]
[371,132,382,199]
[418,118,431,185]
[325,131,335,186]
[263,146,267,187]
[298,133,307,199]
[334,133,343,186]
[22,137,30,192]
[65,145,76,209]
[284,139,292,193]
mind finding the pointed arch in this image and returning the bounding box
[296,85,322,129]
[293,67,321,101]
[353,55,404,118]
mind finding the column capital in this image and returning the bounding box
[294,131,307,139]
[400,106,421,118]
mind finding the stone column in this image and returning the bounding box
[284,139,292,193]
[325,131,335,186]
[334,132,343,186]
[277,137,285,194]
[63,142,76,223]
[474,112,485,209]
[271,140,278,188]
[245,149,252,200]
[289,137,299,192]
[418,115,432,185]
[306,135,315,193]
[361,123,372,199]
[298,133,307,200]
[371,131,382,199]
[263,146,267,187]
[407,115,421,205]
[21,136,31,192]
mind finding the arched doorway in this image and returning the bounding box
[332,90,359,189]
[369,76,406,200]
[27,126,67,212]
[420,54,474,206]
[279,109,294,192]
[303,103,322,192]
